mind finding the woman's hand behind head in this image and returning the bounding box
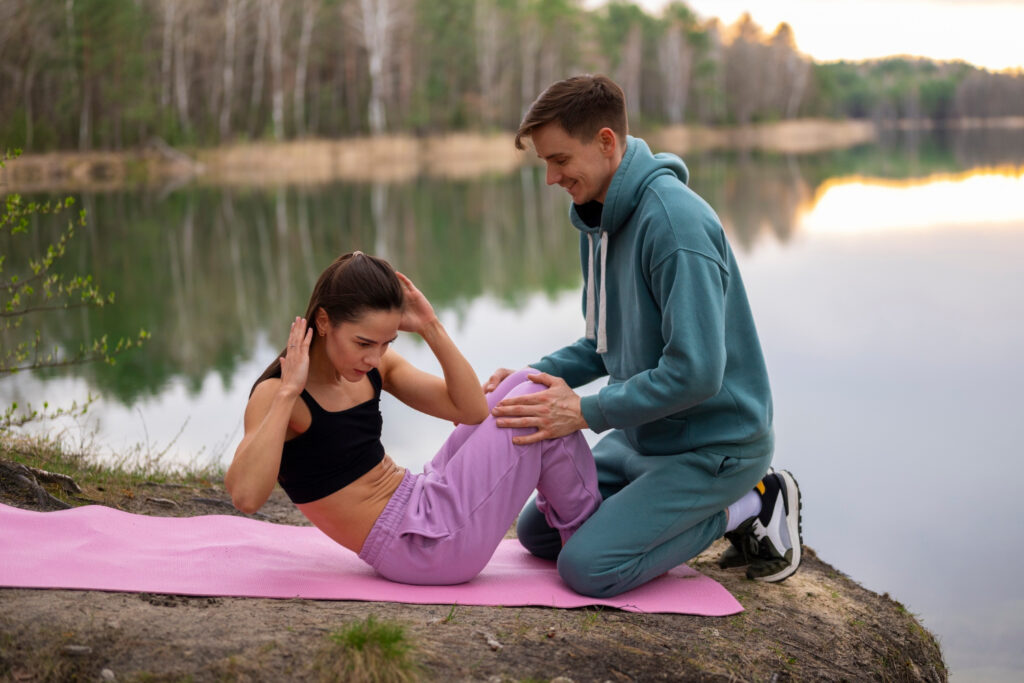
[395,272,438,335]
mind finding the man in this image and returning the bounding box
[486,74,802,598]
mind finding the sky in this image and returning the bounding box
[622,0,1024,72]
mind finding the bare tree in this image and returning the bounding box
[518,1,542,119]
[475,0,504,127]
[618,24,643,120]
[160,0,175,109]
[249,0,269,137]
[173,5,191,133]
[293,0,317,137]
[701,19,727,124]
[340,17,363,134]
[267,0,285,140]
[768,23,810,119]
[785,55,810,119]
[658,20,694,124]
[75,0,92,149]
[724,13,764,125]
[0,3,52,150]
[220,0,240,140]
[347,0,409,135]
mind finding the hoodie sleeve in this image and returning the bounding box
[580,248,728,433]
[530,335,607,389]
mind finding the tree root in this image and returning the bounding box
[23,464,82,493]
[0,458,76,510]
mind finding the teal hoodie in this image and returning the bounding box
[531,136,773,456]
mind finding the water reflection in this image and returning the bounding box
[0,128,1020,419]
[2,176,586,405]
[803,170,1024,234]
[738,216,1024,681]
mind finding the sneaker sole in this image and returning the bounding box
[753,470,802,582]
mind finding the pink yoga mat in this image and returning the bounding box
[0,502,742,615]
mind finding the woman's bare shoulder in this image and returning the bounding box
[249,376,284,400]
[243,377,286,420]
[378,348,409,387]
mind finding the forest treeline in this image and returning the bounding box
[2,0,1023,153]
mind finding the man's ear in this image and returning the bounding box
[597,127,619,156]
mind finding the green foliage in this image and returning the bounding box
[1,150,149,425]
[810,57,1015,121]
[411,0,478,131]
[315,616,419,683]
[1,398,93,434]
[2,0,1023,150]
[919,76,958,119]
[597,1,656,66]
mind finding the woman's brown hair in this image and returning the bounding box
[251,251,404,394]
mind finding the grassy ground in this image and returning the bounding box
[1,432,948,682]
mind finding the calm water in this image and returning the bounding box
[3,129,1023,681]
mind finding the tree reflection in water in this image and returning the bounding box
[2,126,1021,405]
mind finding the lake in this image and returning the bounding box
[3,127,1023,681]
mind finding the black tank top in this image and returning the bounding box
[276,369,386,504]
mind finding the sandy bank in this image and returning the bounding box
[651,118,877,155]
[0,117,985,193]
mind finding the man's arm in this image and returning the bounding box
[529,335,607,388]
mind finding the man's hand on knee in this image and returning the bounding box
[492,372,588,444]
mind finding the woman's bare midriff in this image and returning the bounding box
[295,454,406,554]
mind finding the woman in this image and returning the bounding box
[225,251,600,585]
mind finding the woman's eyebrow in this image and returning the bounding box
[355,334,398,344]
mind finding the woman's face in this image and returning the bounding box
[321,308,402,382]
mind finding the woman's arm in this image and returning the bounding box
[225,318,312,514]
[381,273,489,425]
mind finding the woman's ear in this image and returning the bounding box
[314,308,329,336]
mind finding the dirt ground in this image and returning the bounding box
[1,474,947,682]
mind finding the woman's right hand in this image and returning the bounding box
[280,316,313,396]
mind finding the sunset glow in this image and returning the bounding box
[798,168,1024,235]
[639,0,1024,73]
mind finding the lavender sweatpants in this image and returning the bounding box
[358,368,601,585]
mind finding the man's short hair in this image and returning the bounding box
[515,74,629,150]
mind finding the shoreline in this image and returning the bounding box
[4,116,1021,194]
[0,118,878,193]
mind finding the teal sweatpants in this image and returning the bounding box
[517,429,773,598]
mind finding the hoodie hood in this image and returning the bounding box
[568,136,690,353]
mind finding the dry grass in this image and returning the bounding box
[0,133,527,192]
[0,120,890,194]
[651,118,878,155]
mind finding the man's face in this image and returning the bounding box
[531,123,620,205]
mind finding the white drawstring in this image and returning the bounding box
[585,233,596,342]
[584,232,609,354]
[597,231,608,354]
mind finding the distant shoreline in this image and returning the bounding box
[3,117,1022,193]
